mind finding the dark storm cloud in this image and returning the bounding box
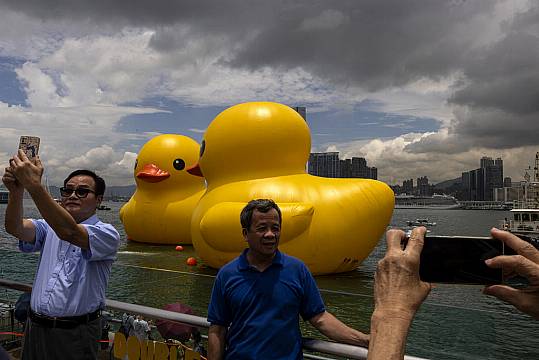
[1,0,495,89]
[441,4,539,150]
[3,0,538,152]
[450,12,539,115]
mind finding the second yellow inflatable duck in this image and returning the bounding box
[188,102,394,274]
[120,134,206,244]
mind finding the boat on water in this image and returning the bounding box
[501,152,539,242]
[98,204,112,210]
[406,218,436,227]
[395,194,462,210]
[502,208,539,242]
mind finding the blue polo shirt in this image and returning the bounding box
[207,250,325,360]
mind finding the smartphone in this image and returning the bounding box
[402,235,512,284]
[18,136,40,160]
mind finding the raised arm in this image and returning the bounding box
[3,166,36,242]
[10,151,90,249]
[368,227,431,360]
[207,324,227,360]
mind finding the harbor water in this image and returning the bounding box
[1,201,539,359]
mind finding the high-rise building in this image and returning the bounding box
[308,152,377,179]
[339,159,352,178]
[503,177,512,188]
[461,156,503,200]
[403,179,414,194]
[291,106,307,121]
[308,152,340,177]
[480,156,494,168]
[369,167,378,180]
[417,176,430,196]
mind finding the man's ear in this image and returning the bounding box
[96,195,103,205]
[242,228,248,241]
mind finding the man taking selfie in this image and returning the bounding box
[3,149,120,360]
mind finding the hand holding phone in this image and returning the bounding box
[18,136,40,161]
[483,228,539,319]
[402,234,506,284]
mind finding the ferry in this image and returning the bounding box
[502,208,539,242]
[501,152,539,242]
[395,194,461,210]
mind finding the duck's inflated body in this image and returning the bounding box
[188,102,394,274]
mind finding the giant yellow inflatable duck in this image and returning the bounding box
[187,102,394,274]
[120,134,206,244]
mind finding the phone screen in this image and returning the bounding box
[18,136,40,160]
[403,235,505,284]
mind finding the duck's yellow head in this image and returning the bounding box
[134,134,205,193]
[188,102,311,188]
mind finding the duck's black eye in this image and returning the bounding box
[200,140,206,157]
[134,159,138,170]
[173,158,185,171]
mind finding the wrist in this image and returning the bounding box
[8,187,24,196]
[25,182,46,196]
[371,308,415,326]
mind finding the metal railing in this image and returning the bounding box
[0,278,427,360]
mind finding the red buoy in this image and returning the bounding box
[186,257,197,266]
[175,245,184,251]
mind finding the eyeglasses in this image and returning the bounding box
[60,187,96,199]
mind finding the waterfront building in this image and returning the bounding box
[417,176,431,196]
[291,106,307,121]
[339,158,352,178]
[402,179,414,194]
[461,156,503,201]
[308,152,377,179]
[308,152,340,178]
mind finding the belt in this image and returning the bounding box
[29,308,101,329]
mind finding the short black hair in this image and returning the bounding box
[64,169,106,196]
[240,199,282,230]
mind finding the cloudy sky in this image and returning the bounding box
[0,0,538,186]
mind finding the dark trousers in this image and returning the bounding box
[22,317,101,360]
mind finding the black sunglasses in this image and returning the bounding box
[60,187,96,199]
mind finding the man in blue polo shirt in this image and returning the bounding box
[3,150,120,360]
[207,199,369,359]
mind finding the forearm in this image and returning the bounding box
[368,311,413,360]
[26,183,89,249]
[311,312,369,347]
[207,326,226,360]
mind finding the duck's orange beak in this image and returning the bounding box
[186,162,203,177]
[136,164,170,183]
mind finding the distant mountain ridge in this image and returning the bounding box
[434,177,461,190]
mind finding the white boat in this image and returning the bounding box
[395,194,462,209]
[502,209,539,241]
[500,152,539,242]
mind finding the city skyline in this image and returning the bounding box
[0,1,538,186]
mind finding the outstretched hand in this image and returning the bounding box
[9,150,44,190]
[484,228,539,320]
[373,227,431,320]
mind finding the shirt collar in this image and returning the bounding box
[80,214,99,225]
[238,249,284,271]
